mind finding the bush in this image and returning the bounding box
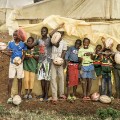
[96,107,120,120]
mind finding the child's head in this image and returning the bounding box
[13,30,19,41]
[75,39,82,49]
[27,37,34,45]
[116,44,120,52]
[103,48,111,57]
[83,38,90,49]
[95,44,102,52]
[41,27,48,37]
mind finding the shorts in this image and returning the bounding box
[38,60,51,81]
[81,64,94,79]
[9,62,24,79]
[68,63,79,87]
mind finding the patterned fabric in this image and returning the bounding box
[68,62,79,87]
[37,59,51,81]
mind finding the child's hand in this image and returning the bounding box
[14,62,20,66]
[59,23,64,28]
[84,52,91,56]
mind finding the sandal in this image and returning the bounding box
[52,100,57,105]
[86,96,91,100]
[82,97,87,101]
[72,96,77,101]
[59,95,66,100]
[7,97,13,104]
[67,95,72,101]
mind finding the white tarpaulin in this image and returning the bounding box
[0,0,33,8]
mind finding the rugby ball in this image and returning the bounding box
[13,57,21,64]
[13,95,22,105]
[99,95,111,104]
[53,57,64,66]
[91,92,100,101]
[51,32,61,44]
[105,38,113,48]
[0,42,7,50]
[114,52,120,64]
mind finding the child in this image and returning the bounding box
[23,37,39,99]
[101,48,113,97]
[78,38,94,101]
[93,45,102,94]
[25,27,52,101]
[65,39,82,101]
[7,30,27,103]
[113,44,120,99]
[51,27,67,104]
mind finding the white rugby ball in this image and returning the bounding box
[0,42,7,50]
[53,57,64,66]
[13,95,22,105]
[13,57,21,64]
[115,52,120,64]
[99,95,111,104]
[51,32,61,44]
[91,92,100,101]
[105,38,113,48]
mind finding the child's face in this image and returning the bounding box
[13,31,19,41]
[41,28,47,36]
[104,50,111,57]
[83,40,90,48]
[117,45,120,52]
[27,38,33,45]
[96,46,102,52]
[75,41,81,49]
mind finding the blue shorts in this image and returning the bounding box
[81,64,95,79]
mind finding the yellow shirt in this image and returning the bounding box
[78,47,94,66]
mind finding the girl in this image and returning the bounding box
[23,37,39,99]
[78,38,94,101]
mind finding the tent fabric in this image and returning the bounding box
[0,0,33,8]
[15,0,120,20]
[21,15,120,50]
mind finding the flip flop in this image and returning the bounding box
[7,97,13,104]
[72,96,77,101]
[59,95,66,100]
[86,96,91,100]
[82,97,87,101]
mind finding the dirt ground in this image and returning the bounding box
[0,33,120,118]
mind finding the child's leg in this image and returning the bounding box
[101,76,107,95]
[40,80,45,98]
[8,78,14,98]
[24,70,29,95]
[114,69,120,98]
[18,78,22,96]
[86,78,92,97]
[107,76,112,97]
[73,85,77,96]
[81,79,87,97]
[29,72,35,95]
[44,81,50,99]
[98,76,102,94]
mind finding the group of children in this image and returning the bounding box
[4,23,120,104]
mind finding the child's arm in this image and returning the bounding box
[21,50,26,63]
[65,47,71,67]
[25,40,38,49]
[49,23,64,37]
[0,49,12,57]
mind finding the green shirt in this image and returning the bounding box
[23,47,39,73]
[78,47,94,66]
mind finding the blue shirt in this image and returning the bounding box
[65,46,79,63]
[7,40,27,63]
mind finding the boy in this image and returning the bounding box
[78,38,94,101]
[65,39,82,101]
[51,31,67,104]
[113,44,120,99]
[101,48,113,97]
[7,30,27,103]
